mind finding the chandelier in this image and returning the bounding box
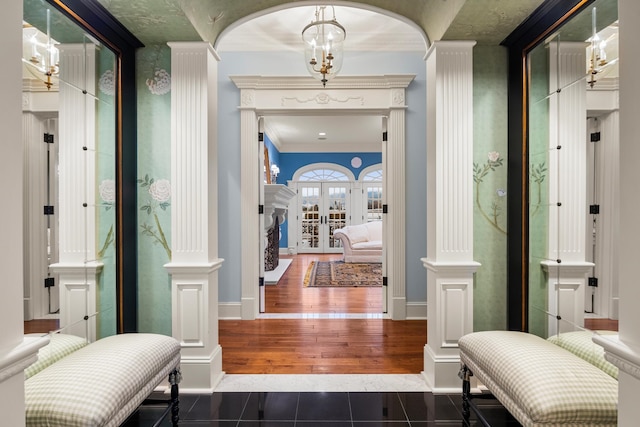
[301,6,346,87]
[23,9,59,90]
[587,7,607,89]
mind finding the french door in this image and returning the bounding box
[298,182,349,253]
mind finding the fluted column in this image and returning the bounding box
[49,43,101,341]
[421,41,479,392]
[165,42,224,392]
[387,102,406,319]
[542,42,591,334]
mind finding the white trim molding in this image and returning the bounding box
[231,74,415,320]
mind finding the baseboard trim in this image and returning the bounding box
[406,302,427,320]
[218,302,242,319]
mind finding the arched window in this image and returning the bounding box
[293,162,355,182]
[298,169,350,181]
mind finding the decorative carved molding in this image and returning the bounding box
[593,334,640,380]
[230,74,415,90]
[241,90,255,107]
[392,89,404,106]
[281,93,364,106]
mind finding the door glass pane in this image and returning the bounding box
[300,186,320,249]
[327,186,347,248]
[366,185,383,222]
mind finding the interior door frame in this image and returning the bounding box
[232,74,414,320]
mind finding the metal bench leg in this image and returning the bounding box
[169,368,181,426]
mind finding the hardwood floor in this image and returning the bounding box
[219,318,426,374]
[264,253,383,313]
[221,253,427,374]
[22,254,620,376]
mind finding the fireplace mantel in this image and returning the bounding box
[264,184,295,231]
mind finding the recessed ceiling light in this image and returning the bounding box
[318,132,326,136]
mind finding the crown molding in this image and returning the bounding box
[229,74,415,90]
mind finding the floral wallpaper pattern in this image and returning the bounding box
[474,151,506,235]
[138,175,171,259]
[136,45,172,334]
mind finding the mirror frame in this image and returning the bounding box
[502,0,594,331]
[44,0,143,333]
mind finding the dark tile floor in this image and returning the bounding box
[121,391,521,426]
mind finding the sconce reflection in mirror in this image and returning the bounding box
[23,10,59,90]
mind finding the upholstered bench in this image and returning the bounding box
[25,333,181,427]
[458,330,618,427]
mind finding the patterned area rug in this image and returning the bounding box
[304,260,382,287]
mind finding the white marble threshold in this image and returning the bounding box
[215,373,431,392]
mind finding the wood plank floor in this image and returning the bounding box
[264,253,383,313]
[22,254,619,375]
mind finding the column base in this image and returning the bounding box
[178,344,224,393]
[391,297,406,320]
[422,344,463,393]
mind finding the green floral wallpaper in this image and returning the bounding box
[473,45,509,331]
[136,45,172,335]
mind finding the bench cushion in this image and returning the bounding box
[25,333,180,427]
[547,330,619,379]
[459,331,618,427]
[25,333,88,379]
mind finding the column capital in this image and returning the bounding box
[425,40,477,60]
[167,41,220,60]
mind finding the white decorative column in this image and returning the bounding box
[387,101,406,319]
[422,41,479,392]
[165,42,224,392]
[49,44,101,342]
[542,42,592,335]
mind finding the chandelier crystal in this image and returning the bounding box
[302,6,346,87]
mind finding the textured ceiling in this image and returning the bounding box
[94,0,546,47]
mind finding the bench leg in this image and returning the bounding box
[169,368,181,426]
[460,365,472,425]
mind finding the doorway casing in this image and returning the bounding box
[231,75,415,320]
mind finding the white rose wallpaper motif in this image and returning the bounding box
[138,175,171,258]
[98,179,115,259]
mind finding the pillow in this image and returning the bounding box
[25,333,88,379]
[547,330,619,379]
[346,224,369,244]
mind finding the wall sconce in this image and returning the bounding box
[270,164,280,184]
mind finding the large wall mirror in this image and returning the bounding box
[22,0,142,338]
[516,0,619,337]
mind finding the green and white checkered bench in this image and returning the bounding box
[458,331,618,427]
[25,333,181,427]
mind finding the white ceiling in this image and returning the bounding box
[219,6,424,153]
